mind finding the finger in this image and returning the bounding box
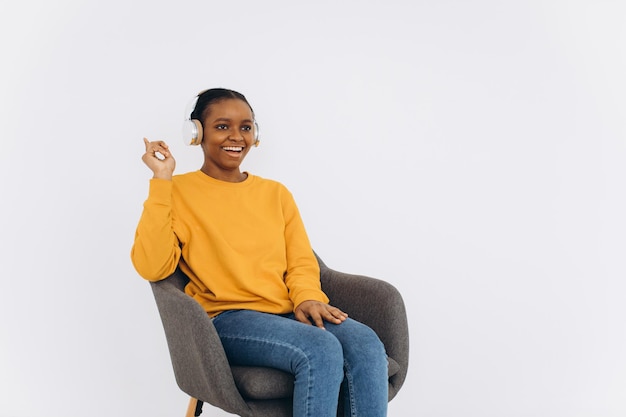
[144,139,169,153]
[323,309,345,324]
[158,142,171,157]
[153,141,169,153]
[310,310,326,329]
[294,309,312,326]
[143,137,150,149]
[332,306,348,319]
[147,144,171,160]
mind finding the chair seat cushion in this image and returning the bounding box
[231,357,401,400]
[388,357,401,376]
[231,366,294,400]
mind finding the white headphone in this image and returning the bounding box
[182,93,260,147]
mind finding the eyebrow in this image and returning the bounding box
[212,117,254,123]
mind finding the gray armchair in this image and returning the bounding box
[150,252,409,417]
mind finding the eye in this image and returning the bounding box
[241,125,252,132]
[216,124,228,130]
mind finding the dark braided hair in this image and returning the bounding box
[190,88,254,123]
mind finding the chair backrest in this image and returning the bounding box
[151,268,253,416]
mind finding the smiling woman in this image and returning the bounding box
[197,98,257,181]
[130,88,390,417]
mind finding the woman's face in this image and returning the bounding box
[199,98,256,181]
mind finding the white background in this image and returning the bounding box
[1,1,625,416]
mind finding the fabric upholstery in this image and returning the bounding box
[231,366,293,400]
[150,252,409,417]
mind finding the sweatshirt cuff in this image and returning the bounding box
[292,289,330,311]
[147,178,173,205]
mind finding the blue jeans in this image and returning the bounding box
[212,310,388,417]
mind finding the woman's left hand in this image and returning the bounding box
[295,300,348,329]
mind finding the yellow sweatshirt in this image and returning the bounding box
[131,171,329,317]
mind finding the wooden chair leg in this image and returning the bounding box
[185,397,198,417]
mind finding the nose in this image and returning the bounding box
[228,130,244,141]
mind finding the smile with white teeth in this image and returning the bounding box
[222,146,244,152]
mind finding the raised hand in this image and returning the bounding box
[142,138,176,180]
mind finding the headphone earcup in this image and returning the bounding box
[253,121,260,147]
[183,119,203,146]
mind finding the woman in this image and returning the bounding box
[131,88,388,417]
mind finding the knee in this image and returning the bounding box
[364,327,386,357]
[343,324,387,368]
[315,329,344,365]
[296,329,344,380]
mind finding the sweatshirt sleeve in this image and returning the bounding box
[130,179,181,281]
[281,189,329,309]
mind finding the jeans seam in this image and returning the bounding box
[343,359,358,417]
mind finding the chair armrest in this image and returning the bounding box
[150,269,251,416]
[316,256,409,400]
